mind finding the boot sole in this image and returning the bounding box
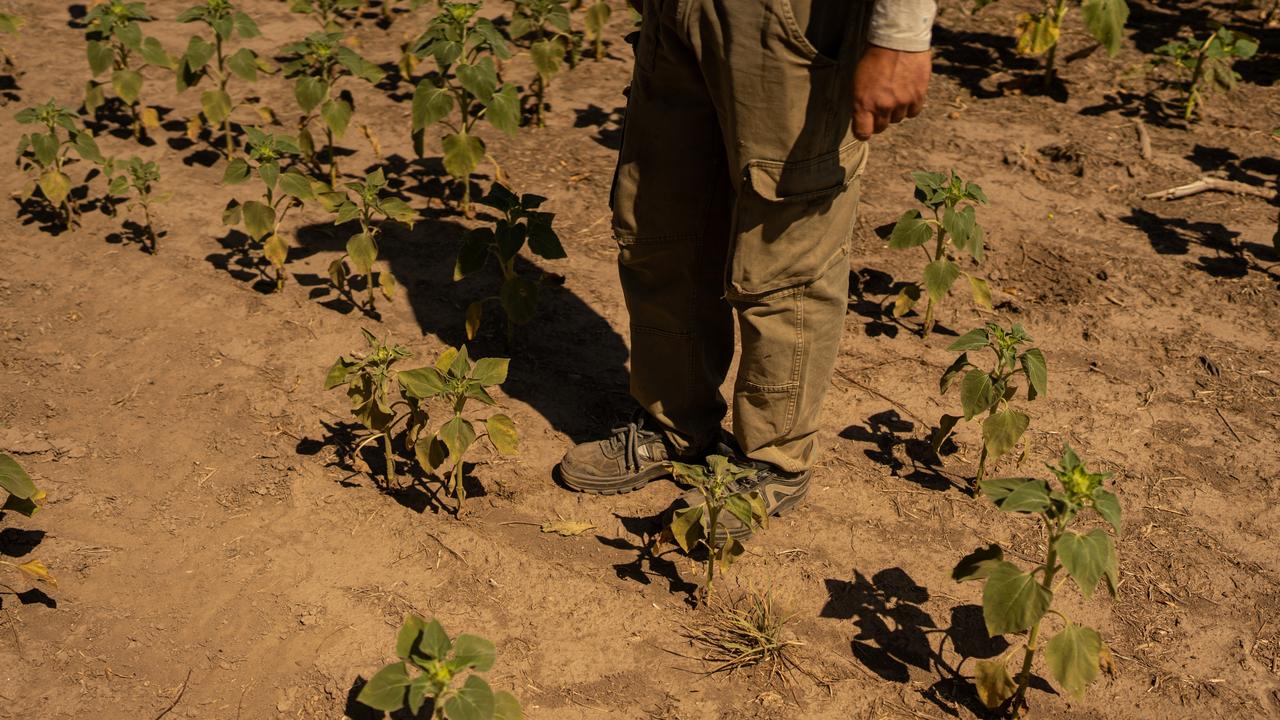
[558,461,672,495]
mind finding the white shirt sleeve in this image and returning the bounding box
[868,0,937,52]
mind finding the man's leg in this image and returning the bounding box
[559,0,735,493]
[683,0,869,526]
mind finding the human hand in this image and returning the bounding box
[851,45,932,141]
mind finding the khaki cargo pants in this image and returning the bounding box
[612,0,870,472]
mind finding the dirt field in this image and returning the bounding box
[1,0,1278,718]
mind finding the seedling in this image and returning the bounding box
[454,184,566,340]
[280,31,386,185]
[399,345,518,513]
[887,170,992,338]
[0,452,57,588]
[81,0,172,138]
[289,0,363,31]
[175,0,272,156]
[325,167,418,314]
[405,1,521,213]
[932,323,1046,485]
[1154,24,1259,122]
[510,0,580,126]
[583,0,611,61]
[221,127,317,290]
[13,100,105,228]
[0,12,23,73]
[974,0,1128,85]
[953,445,1121,716]
[357,615,523,719]
[104,156,167,253]
[667,456,768,605]
[324,330,423,489]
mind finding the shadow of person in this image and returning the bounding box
[292,189,633,444]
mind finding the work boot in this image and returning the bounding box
[559,412,698,494]
[674,458,811,542]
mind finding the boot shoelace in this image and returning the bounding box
[607,417,653,473]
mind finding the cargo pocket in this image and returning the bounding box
[727,140,867,297]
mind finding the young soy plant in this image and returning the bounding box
[0,452,57,588]
[406,1,521,213]
[357,615,522,719]
[13,100,105,229]
[1154,24,1260,122]
[932,323,1046,486]
[974,0,1128,86]
[510,0,579,126]
[175,0,271,157]
[221,127,316,290]
[104,156,167,253]
[953,446,1121,717]
[454,184,566,340]
[82,0,172,138]
[582,0,612,61]
[667,456,768,605]
[888,170,992,338]
[324,330,421,489]
[399,345,518,513]
[325,167,417,314]
[280,31,386,185]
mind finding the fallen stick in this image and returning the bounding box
[1144,177,1278,202]
[1133,119,1152,161]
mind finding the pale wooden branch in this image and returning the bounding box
[1144,177,1278,202]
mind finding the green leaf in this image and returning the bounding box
[484,85,521,136]
[982,561,1052,636]
[948,327,989,351]
[241,200,275,240]
[182,35,215,72]
[456,61,497,103]
[323,357,353,389]
[486,414,518,456]
[1054,529,1116,599]
[993,478,1052,514]
[669,505,705,552]
[442,133,485,180]
[399,367,448,398]
[1091,488,1123,533]
[346,233,377,275]
[530,38,564,80]
[201,89,232,124]
[493,691,523,720]
[974,658,1017,710]
[1080,0,1129,56]
[258,160,280,190]
[1021,348,1047,401]
[438,416,477,466]
[356,662,410,712]
[395,614,427,659]
[112,68,143,103]
[716,537,746,569]
[455,228,493,279]
[451,633,496,672]
[942,205,975,248]
[320,97,353,138]
[471,358,509,386]
[978,476,1028,502]
[959,370,995,420]
[443,674,495,720]
[1044,624,1102,698]
[411,80,453,132]
[221,157,251,185]
[930,413,961,455]
[294,76,327,113]
[0,452,38,500]
[226,47,259,81]
[526,216,565,259]
[888,209,931,248]
[278,171,316,200]
[87,40,114,75]
[723,492,766,531]
[923,259,961,302]
[953,544,1004,582]
[420,618,451,659]
[982,409,1029,460]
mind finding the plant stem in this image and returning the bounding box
[382,431,396,488]
[703,505,720,605]
[1009,528,1061,717]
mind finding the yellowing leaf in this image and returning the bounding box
[16,559,56,587]
[263,233,289,268]
[140,106,160,130]
[540,520,595,537]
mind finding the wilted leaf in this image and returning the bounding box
[982,409,1029,460]
[540,520,594,536]
[486,414,517,455]
[974,658,1017,709]
[953,544,1004,582]
[1045,624,1102,697]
